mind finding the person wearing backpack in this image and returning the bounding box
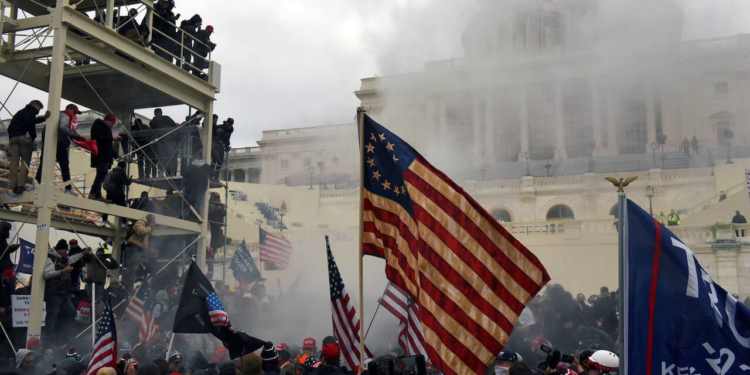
[101,161,132,224]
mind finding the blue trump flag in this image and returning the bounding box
[627,199,750,375]
[229,240,260,284]
[15,239,35,274]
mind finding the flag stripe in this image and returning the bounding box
[415,212,522,322]
[260,229,292,269]
[408,160,546,284]
[363,230,418,296]
[407,184,534,304]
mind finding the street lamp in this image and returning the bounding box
[646,185,654,216]
[308,168,314,190]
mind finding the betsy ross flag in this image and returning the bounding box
[86,298,117,375]
[173,262,265,359]
[259,228,292,269]
[626,199,750,375]
[326,237,372,370]
[125,279,156,343]
[360,114,550,375]
[379,283,427,357]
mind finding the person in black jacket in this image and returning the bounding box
[211,118,233,178]
[192,25,216,79]
[7,100,49,194]
[0,269,17,359]
[0,222,19,274]
[102,161,132,223]
[67,239,85,293]
[179,14,202,72]
[130,118,154,179]
[152,0,179,62]
[150,108,178,176]
[83,246,119,303]
[89,114,122,202]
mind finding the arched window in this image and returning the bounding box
[547,205,575,220]
[491,209,512,223]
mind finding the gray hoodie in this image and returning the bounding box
[43,247,85,280]
[15,349,32,368]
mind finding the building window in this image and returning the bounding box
[547,205,575,220]
[280,159,289,169]
[491,209,512,223]
[303,157,312,167]
[714,82,728,97]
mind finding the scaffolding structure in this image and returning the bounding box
[0,0,221,339]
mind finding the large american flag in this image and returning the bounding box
[360,114,550,375]
[86,299,117,375]
[326,241,372,370]
[259,228,292,269]
[379,283,427,357]
[124,280,156,343]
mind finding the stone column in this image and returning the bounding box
[713,244,740,295]
[484,91,495,163]
[590,80,603,154]
[244,168,251,183]
[555,80,567,159]
[230,170,236,182]
[606,87,619,154]
[646,81,657,145]
[521,176,535,221]
[519,86,530,160]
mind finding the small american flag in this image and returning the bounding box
[542,0,566,14]
[125,280,156,343]
[326,240,371,370]
[379,283,427,357]
[206,292,229,327]
[86,299,117,375]
[259,228,292,269]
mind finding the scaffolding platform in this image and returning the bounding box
[0,0,223,337]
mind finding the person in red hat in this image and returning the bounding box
[318,343,343,374]
[89,114,122,202]
[35,104,86,196]
[192,24,216,79]
[294,338,317,374]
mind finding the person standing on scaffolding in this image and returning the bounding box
[152,0,179,62]
[179,15,202,73]
[89,114,121,202]
[7,100,49,194]
[150,108,178,176]
[35,104,86,196]
[130,118,154,179]
[211,117,233,180]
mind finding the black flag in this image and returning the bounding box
[173,262,265,358]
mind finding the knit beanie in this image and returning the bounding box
[55,239,68,250]
[260,342,278,362]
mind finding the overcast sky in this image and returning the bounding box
[2,0,749,148]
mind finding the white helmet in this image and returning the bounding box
[588,350,619,372]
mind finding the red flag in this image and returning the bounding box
[73,139,98,157]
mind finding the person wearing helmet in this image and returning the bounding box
[493,351,519,375]
[586,350,619,375]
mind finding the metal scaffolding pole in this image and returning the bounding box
[27,0,69,339]
[195,100,214,271]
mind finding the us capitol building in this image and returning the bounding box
[224,0,750,297]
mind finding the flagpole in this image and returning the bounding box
[610,176,636,375]
[364,281,390,341]
[258,224,263,281]
[166,334,175,360]
[325,235,336,339]
[92,286,96,348]
[356,107,367,367]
